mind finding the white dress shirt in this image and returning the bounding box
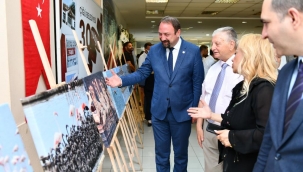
[166,37,182,70]
[138,52,147,68]
[203,55,216,75]
[200,55,243,124]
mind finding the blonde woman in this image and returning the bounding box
[188,34,278,172]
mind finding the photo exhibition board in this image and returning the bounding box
[103,64,132,106]
[0,104,33,172]
[21,77,113,171]
[82,71,119,146]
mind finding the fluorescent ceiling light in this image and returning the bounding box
[146,10,164,15]
[146,0,168,3]
[215,0,240,3]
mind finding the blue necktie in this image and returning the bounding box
[208,63,228,123]
[168,48,174,77]
[284,60,303,134]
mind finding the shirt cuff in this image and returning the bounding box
[118,77,123,87]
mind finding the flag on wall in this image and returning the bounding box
[21,0,51,96]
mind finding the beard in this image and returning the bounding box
[161,40,171,48]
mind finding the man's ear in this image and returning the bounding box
[229,40,235,51]
[288,8,302,30]
[176,29,181,37]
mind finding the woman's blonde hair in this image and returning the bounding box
[236,34,278,96]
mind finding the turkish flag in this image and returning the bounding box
[21,0,51,96]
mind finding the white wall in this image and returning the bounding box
[0,0,11,105]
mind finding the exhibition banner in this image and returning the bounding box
[21,0,51,96]
[58,0,103,82]
[0,104,33,172]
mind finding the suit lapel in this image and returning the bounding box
[282,59,303,144]
[271,59,296,148]
[170,41,186,81]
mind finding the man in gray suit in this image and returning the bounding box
[253,0,303,171]
[106,16,204,172]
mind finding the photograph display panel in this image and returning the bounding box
[103,65,132,104]
[21,80,103,171]
[0,104,33,172]
[102,68,126,119]
[83,71,119,147]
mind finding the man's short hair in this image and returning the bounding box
[271,0,303,19]
[200,45,208,52]
[212,26,237,49]
[160,16,181,34]
[123,42,132,48]
[144,42,152,49]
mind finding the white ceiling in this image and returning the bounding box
[112,0,264,47]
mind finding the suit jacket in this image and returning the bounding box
[253,59,303,172]
[219,78,274,172]
[121,38,204,122]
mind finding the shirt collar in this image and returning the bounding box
[219,54,235,67]
[298,56,303,64]
[167,37,182,51]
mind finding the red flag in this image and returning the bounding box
[21,0,51,96]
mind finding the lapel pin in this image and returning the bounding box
[182,51,185,54]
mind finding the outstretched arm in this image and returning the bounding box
[188,100,223,123]
[105,70,122,87]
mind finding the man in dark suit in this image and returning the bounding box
[106,16,204,171]
[253,0,303,171]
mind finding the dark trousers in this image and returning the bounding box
[144,91,152,120]
[152,108,191,172]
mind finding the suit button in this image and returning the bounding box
[275,153,281,160]
[167,98,169,100]
[169,84,172,87]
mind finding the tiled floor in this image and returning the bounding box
[102,122,205,172]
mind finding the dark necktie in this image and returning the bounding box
[208,63,228,123]
[284,60,303,134]
[168,47,174,77]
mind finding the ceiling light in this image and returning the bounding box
[151,21,155,23]
[197,21,202,24]
[202,11,219,15]
[215,0,240,3]
[242,21,247,23]
[146,0,168,3]
[206,34,210,36]
[146,10,164,15]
